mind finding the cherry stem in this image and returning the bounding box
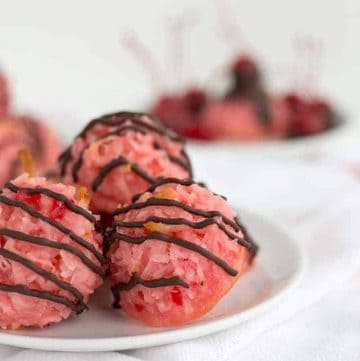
[121,31,164,94]
[292,35,323,97]
[214,0,250,53]
[167,8,201,89]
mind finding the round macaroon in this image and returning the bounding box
[199,98,289,141]
[0,68,10,117]
[0,172,105,330]
[59,111,192,214]
[106,178,257,327]
[0,115,63,187]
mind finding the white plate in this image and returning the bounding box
[0,209,304,352]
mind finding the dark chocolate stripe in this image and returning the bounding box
[5,182,96,224]
[113,198,240,233]
[181,149,193,178]
[0,228,103,277]
[78,112,184,142]
[71,125,147,182]
[58,113,190,185]
[111,274,189,308]
[59,147,72,177]
[153,141,190,173]
[108,231,238,276]
[92,156,155,192]
[131,178,225,203]
[0,195,105,264]
[0,248,86,312]
[113,216,251,249]
[0,284,83,314]
[165,153,189,173]
[234,218,259,257]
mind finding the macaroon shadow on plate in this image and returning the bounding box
[0,208,304,352]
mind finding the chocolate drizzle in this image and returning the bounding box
[153,141,192,176]
[71,125,147,182]
[78,112,184,142]
[0,228,104,277]
[113,198,241,233]
[92,156,155,192]
[58,112,192,191]
[131,177,226,202]
[109,231,238,276]
[0,194,105,264]
[108,179,258,306]
[5,182,96,224]
[59,147,71,177]
[0,247,87,312]
[0,184,105,313]
[0,284,84,314]
[113,216,251,248]
[111,274,189,308]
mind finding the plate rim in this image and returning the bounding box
[187,111,355,155]
[0,208,305,352]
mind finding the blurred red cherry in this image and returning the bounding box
[284,92,332,136]
[152,88,208,139]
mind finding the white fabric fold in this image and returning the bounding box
[1,158,360,360]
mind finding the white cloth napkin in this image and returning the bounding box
[2,157,360,360]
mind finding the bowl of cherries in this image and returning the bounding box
[150,53,348,158]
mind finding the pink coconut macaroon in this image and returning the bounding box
[0,115,63,187]
[107,178,257,327]
[60,112,192,214]
[0,69,10,117]
[0,171,105,330]
[199,98,289,141]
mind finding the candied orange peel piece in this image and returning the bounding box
[144,221,166,233]
[18,149,35,177]
[122,164,132,173]
[75,186,91,204]
[154,187,176,199]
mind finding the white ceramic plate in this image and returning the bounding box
[0,209,304,352]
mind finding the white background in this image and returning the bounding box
[0,0,359,141]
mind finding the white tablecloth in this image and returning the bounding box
[1,152,360,360]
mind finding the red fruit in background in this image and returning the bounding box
[183,89,207,114]
[152,88,208,140]
[284,92,333,136]
[232,56,258,78]
[0,69,10,117]
[152,94,190,131]
[227,55,263,98]
[181,122,214,141]
[284,93,304,111]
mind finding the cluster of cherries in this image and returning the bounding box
[152,55,337,141]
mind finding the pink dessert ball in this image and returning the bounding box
[0,69,10,117]
[0,173,104,329]
[60,112,192,214]
[199,98,289,141]
[107,178,257,327]
[0,115,63,187]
